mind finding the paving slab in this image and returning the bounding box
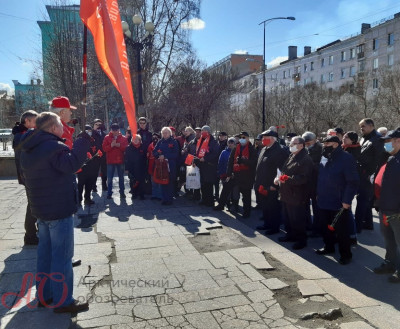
[204,250,241,268]
[353,305,400,329]
[227,247,274,270]
[340,321,375,329]
[262,278,289,290]
[238,264,266,281]
[297,280,326,297]
[184,311,221,329]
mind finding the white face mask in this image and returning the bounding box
[385,142,393,153]
[289,145,298,153]
[86,130,92,136]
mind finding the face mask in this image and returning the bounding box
[86,130,92,136]
[239,138,247,146]
[262,138,272,147]
[289,145,298,153]
[322,146,334,158]
[201,131,208,138]
[385,142,393,153]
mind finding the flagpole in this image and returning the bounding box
[82,24,88,127]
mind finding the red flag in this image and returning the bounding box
[80,0,137,135]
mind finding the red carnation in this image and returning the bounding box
[281,125,285,128]
[157,149,162,154]
[87,152,93,159]
[328,225,335,231]
[279,174,289,182]
[383,214,389,227]
[258,185,268,196]
[97,150,103,157]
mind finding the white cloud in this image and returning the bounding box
[233,50,248,55]
[267,56,288,68]
[0,83,14,96]
[181,18,205,30]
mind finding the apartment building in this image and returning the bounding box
[259,12,400,95]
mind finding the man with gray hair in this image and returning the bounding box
[20,112,90,313]
[302,131,323,236]
[49,96,77,149]
[277,136,313,249]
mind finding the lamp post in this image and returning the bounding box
[259,16,295,131]
[121,15,155,106]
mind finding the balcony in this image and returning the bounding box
[357,52,365,60]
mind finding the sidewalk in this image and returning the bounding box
[0,177,399,329]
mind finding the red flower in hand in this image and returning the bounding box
[383,214,389,227]
[87,152,93,159]
[328,225,335,231]
[279,174,289,182]
[258,185,268,196]
[97,150,103,157]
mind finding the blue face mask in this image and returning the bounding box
[239,138,247,146]
[385,142,393,153]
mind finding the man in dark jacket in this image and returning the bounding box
[92,119,108,191]
[255,130,289,235]
[356,118,385,232]
[316,136,359,265]
[225,131,256,218]
[278,136,313,249]
[373,128,400,283]
[193,125,219,207]
[138,117,153,152]
[125,134,147,200]
[20,112,90,313]
[303,131,323,236]
[12,110,38,245]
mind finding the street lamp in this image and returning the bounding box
[259,16,295,131]
[121,15,155,106]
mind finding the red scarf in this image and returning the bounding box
[196,137,210,158]
[342,143,360,150]
[233,143,250,172]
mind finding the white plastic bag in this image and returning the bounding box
[186,165,201,190]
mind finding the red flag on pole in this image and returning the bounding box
[80,0,137,134]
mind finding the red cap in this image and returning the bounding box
[169,126,176,132]
[50,96,77,110]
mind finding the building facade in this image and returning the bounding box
[12,79,47,116]
[259,13,400,97]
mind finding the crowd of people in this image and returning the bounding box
[10,95,400,313]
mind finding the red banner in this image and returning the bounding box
[80,0,136,134]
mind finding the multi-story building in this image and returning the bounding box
[12,79,47,115]
[208,53,263,79]
[258,12,400,96]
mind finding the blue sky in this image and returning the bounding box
[1,0,400,94]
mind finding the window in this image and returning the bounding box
[283,70,287,78]
[328,72,334,82]
[373,58,379,69]
[310,61,314,70]
[357,44,365,59]
[373,38,379,50]
[373,78,379,89]
[388,54,394,66]
[329,55,334,65]
[321,58,325,67]
[321,74,326,83]
[350,66,356,77]
[388,33,394,46]
[341,51,346,62]
[341,68,346,79]
[304,64,308,72]
[350,48,356,59]
[359,61,365,72]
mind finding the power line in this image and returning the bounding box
[0,11,36,22]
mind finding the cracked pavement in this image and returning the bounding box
[0,177,399,329]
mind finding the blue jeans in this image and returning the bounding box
[107,164,125,196]
[36,216,74,308]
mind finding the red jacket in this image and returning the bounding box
[102,132,128,164]
[62,120,75,150]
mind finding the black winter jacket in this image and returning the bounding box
[125,143,147,180]
[358,130,385,178]
[279,148,313,206]
[193,135,220,183]
[378,152,400,215]
[254,142,289,191]
[20,130,89,221]
[12,123,29,185]
[226,142,257,189]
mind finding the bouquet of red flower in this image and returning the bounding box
[327,208,345,231]
[96,149,103,157]
[279,174,289,183]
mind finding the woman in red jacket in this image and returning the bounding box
[102,123,128,199]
